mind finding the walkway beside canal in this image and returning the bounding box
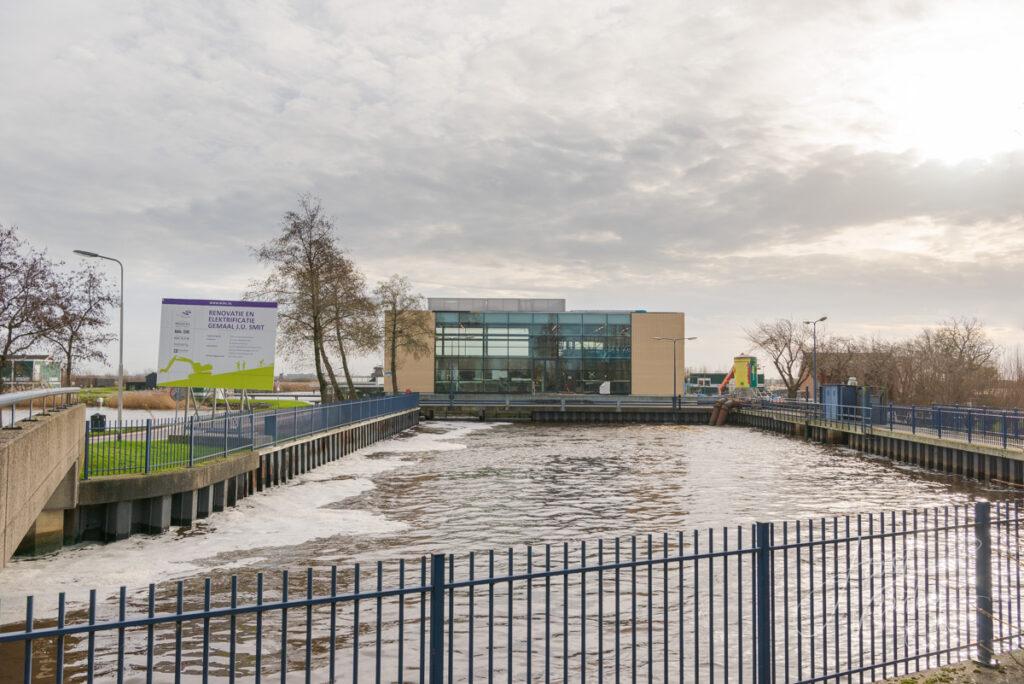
[736,403,1024,487]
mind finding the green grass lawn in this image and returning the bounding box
[238,398,311,409]
[84,437,228,477]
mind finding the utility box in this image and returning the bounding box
[821,384,858,420]
[821,384,887,423]
[89,413,107,432]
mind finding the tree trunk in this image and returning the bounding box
[335,327,357,400]
[389,313,399,395]
[312,323,328,400]
[320,343,343,403]
[64,342,73,387]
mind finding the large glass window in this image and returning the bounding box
[433,311,632,394]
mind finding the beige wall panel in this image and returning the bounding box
[630,313,686,396]
[384,311,435,393]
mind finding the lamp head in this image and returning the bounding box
[74,249,100,258]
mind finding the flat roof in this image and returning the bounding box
[427,298,566,313]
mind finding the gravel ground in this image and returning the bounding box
[878,651,1024,683]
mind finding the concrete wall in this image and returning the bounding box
[630,313,686,396]
[384,310,435,393]
[0,404,83,568]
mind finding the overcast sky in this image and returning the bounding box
[2,1,1023,376]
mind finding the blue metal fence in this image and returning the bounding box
[754,399,1024,451]
[83,394,420,479]
[0,501,1019,681]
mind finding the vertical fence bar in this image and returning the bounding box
[755,521,773,684]
[430,554,445,684]
[188,417,195,467]
[144,419,152,474]
[975,501,994,666]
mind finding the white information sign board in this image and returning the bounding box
[156,298,278,390]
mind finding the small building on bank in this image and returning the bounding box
[0,354,62,391]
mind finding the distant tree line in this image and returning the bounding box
[745,316,1019,406]
[249,195,430,398]
[0,225,116,391]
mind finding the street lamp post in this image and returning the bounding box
[654,336,698,408]
[74,250,124,432]
[802,316,827,403]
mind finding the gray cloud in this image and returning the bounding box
[1,0,1022,374]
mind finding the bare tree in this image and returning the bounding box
[0,225,59,392]
[250,196,342,400]
[374,275,431,395]
[745,318,810,398]
[913,317,997,404]
[47,265,117,385]
[323,251,380,399]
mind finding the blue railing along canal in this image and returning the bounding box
[83,394,420,479]
[755,399,1024,451]
[1,501,1020,681]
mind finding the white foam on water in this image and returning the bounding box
[0,420,494,621]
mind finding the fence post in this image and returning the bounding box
[1003,412,1008,449]
[250,411,256,450]
[429,553,445,684]
[937,407,943,439]
[889,402,894,430]
[223,415,229,455]
[967,409,973,443]
[911,406,916,434]
[83,421,90,480]
[975,501,994,667]
[755,521,773,683]
[188,417,195,468]
[144,419,152,474]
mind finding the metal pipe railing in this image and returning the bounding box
[0,386,81,428]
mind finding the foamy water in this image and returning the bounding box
[0,421,498,622]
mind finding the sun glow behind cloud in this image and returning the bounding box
[848,4,1024,164]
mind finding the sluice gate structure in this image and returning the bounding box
[420,394,715,423]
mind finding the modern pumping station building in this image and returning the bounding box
[386,297,687,397]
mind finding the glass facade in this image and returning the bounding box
[434,312,632,394]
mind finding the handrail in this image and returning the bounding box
[0,386,81,428]
[0,386,80,408]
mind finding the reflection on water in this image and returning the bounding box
[1,421,1019,681]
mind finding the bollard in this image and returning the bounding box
[429,554,445,684]
[975,501,994,667]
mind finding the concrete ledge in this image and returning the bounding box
[79,451,261,506]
